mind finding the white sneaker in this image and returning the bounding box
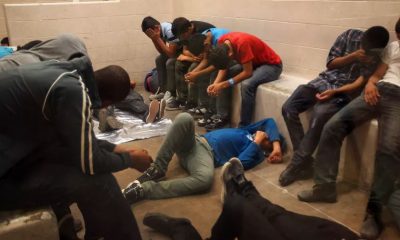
[163,91,173,104]
[149,88,165,101]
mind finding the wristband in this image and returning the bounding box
[228,78,235,87]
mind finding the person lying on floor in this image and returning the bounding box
[95,79,167,132]
[142,158,360,240]
[122,112,285,204]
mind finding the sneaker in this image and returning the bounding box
[158,99,166,119]
[149,88,165,101]
[279,163,313,187]
[183,102,197,112]
[197,112,214,127]
[143,212,192,236]
[205,118,228,131]
[98,107,123,132]
[146,100,160,123]
[297,183,337,203]
[220,158,246,203]
[188,107,208,119]
[163,91,173,103]
[137,163,166,183]
[360,213,383,240]
[122,180,145,204]
[166,98,181,111]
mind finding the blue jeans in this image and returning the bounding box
[282,84,350,167]
[240,63,282,126]
[314,83,400,196]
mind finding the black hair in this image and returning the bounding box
[187,34,207,56]
[396,18,400,34]
[17,40,42,51]
[1,37,9,46]
[141,16,160,32]
[208,44,230,70]
[94,65,131,103]
[171,17,191,36]
[362,26,389,51]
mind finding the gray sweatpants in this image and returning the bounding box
[142,113,214,199]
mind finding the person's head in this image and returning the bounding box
[172,17,192,40]
[361,26,389,55]
[1,37,9,46]
[396,17,400,40]
[208,44,231,70]
[94,65,131,107]
[257,133,273,153]
[187,33,207,56]
[141,16,160,33]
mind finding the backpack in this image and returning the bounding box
[144,68,159,94]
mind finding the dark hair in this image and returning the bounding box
[396,18,400,34]
[208,44,230,70]
[17,40,42,51]
[94,65,131,103]
[362,26,389,51]
[187,34,207,56]
[141,16,160,32]
[1,37,9,46]
[171,17,191,36]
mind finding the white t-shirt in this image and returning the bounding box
[381,40,400,87]
[160,22,179,44]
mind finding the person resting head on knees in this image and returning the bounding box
[208,43,231,70]
[187,33,208,57]
[94,65,131,108]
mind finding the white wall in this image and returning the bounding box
[4,0,400,81]
[4,0,172,81]
[171,0,400,79]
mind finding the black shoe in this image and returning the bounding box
[137,163,166,183]
[279,163,313,187]
[122,180,145,204]
[360,212,383,240]
[143,212,191,236]
[205,118,228,131]
[297,183,337,203]
[183,102,197,112]
[166,98,180,110]
[197,111,214,127]
[220,158,246,203]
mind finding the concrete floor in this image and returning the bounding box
[73,88,400,240]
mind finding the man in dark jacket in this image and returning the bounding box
[0,55,151,240]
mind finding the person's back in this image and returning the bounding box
[0,34,87,72]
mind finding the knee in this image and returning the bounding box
[175,60,186,71]
[166,58,176,70]
[281,100,296,120]
[155,55,164,65]
[240,81,255,96]
[192,171,214,192]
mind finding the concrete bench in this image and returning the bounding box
[232,73,377,190]
[0,208,58,240]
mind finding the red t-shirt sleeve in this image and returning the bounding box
[237,41,254,64]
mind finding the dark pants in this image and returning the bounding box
[282,84,349,167]
[175,60,196,102]
[114,90,149,122]
[155,54,177,95]
[165,180,358,240]
[0,162,142,240]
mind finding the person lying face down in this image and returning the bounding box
[122,113,286,204]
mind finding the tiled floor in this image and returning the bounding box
[73,88,400,240]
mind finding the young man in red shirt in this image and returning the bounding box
[207,32,282,128]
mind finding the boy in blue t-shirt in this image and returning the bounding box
[122,113,285,204]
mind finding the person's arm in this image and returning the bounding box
[364,62,389,105]
[207,69,228,96]
[51,80,151,175]
[210,61,253,95]
[237,132,265,170]
[325,30,372,70]
[315,75,367,101]
[145,28,177,57]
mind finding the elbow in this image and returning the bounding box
[326,62,335,70]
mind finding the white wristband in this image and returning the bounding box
[228,78,235,87]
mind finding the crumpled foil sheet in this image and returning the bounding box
[93,109,172,144]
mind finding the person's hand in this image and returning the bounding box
[185,71,199,83]
[207,82,224,96]
[145,28,160,40]
[177,54,194,62]
[267,149,282,163]
[193,55,203,62]
[364,81,380,106]
[254,131,267,145]
[130,80,137,89]
[352,49,373,64]
[128,149,153,172]
[316,89,336,101]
